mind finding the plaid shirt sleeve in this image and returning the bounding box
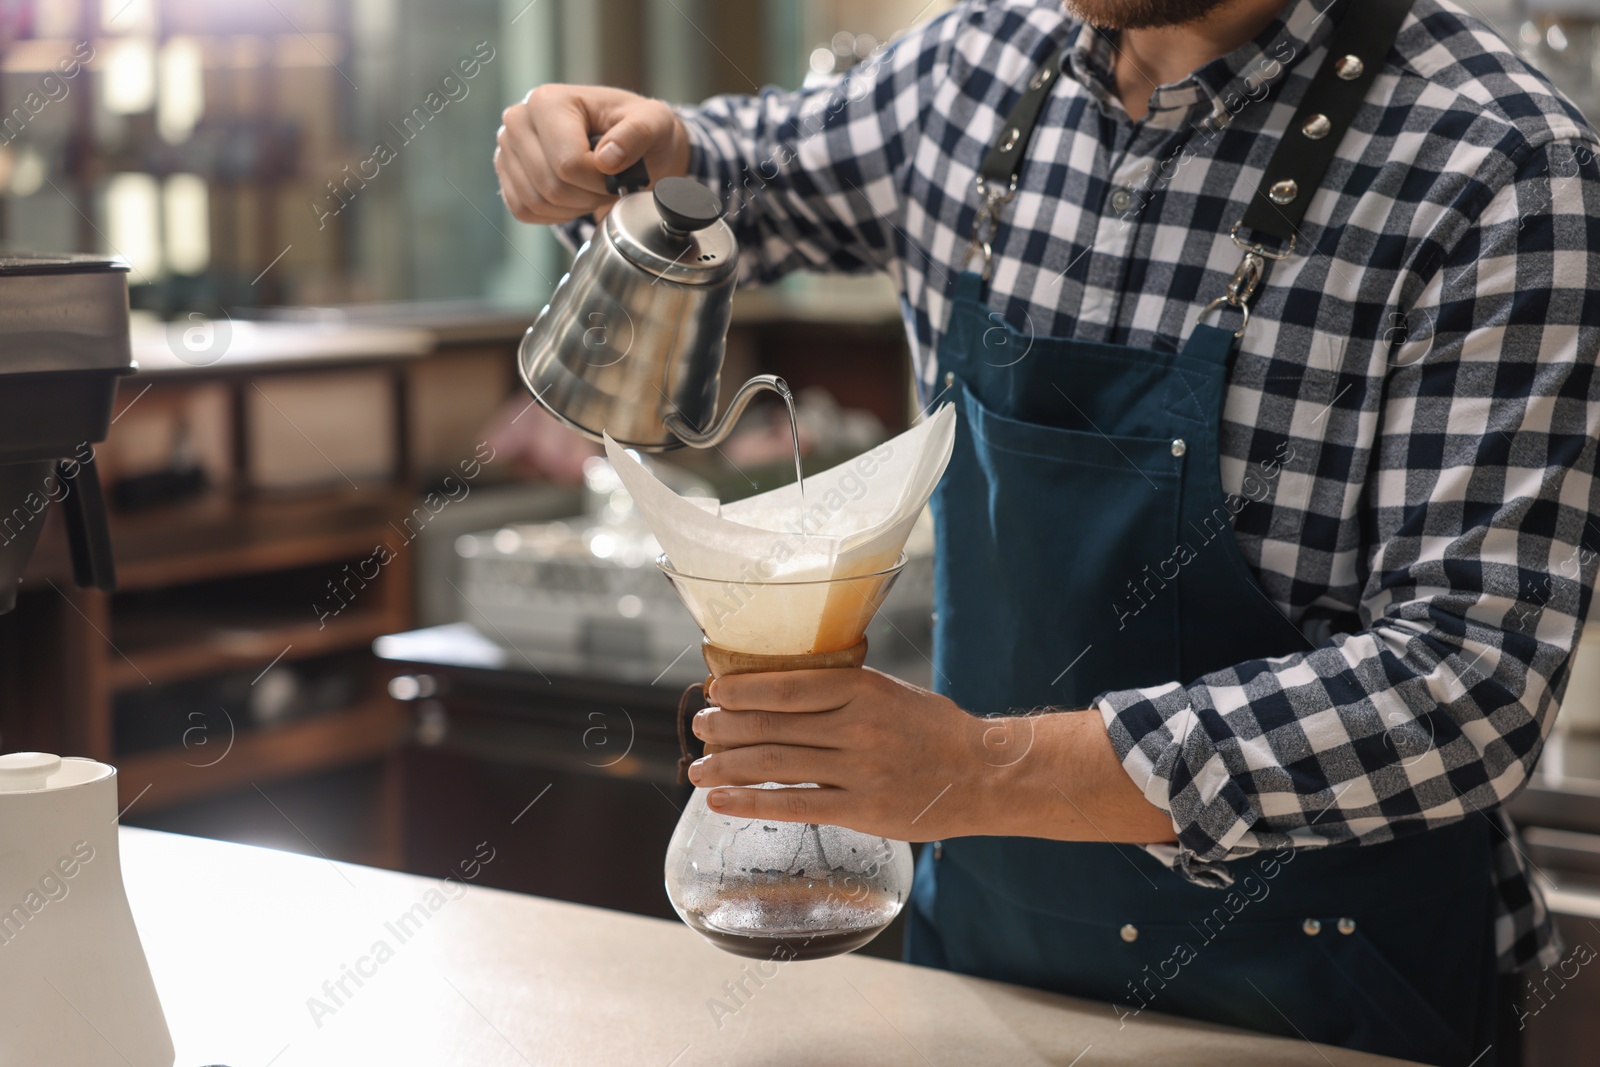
[1097,140,1600,894]
[674,11,964,285]
[554,13,956,277]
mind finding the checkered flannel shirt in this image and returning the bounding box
[630,0,1600,971]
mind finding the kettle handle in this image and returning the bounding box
[589,135,652,197]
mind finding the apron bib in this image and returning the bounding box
[904,4,1501,1064]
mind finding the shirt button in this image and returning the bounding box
[1337,917,1356,935]
[932,841,943,860]
[1120,923,1139,943]
[1302,918,1322,936]
[1109,187,1134,213]
[943,371,955,389]
[1170,438,1187,457]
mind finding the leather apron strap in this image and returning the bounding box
[966,0,1418,322]
[1239,0,1417,241]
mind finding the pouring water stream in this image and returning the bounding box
[776,379,806,535]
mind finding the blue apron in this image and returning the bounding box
[902,9,1501,1060]
[906,277,1497,1066]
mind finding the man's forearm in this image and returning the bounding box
[694,668,1179,846]
[974,709,1178,845]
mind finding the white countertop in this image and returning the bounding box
[120,827,1421,1066]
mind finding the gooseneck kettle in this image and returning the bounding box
[517,153,786,450]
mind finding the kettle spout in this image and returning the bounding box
[663,374,789,449]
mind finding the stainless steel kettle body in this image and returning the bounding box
[518,176,785,451]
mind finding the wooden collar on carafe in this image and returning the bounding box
[675,638,870,784]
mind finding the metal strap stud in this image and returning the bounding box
[1301,113,1331,140]
[1268,179,1299,205]
[1334,54,1364,80]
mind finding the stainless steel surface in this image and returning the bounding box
[607,185,737,284]
[0,266,131,376]
[0,253,131,612]
[518,180,788,451]
[410,482,584,627]
[455,519,705,687]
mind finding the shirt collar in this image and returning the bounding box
[1063,0,1345,125]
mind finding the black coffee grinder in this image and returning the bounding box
[0,253,131,613]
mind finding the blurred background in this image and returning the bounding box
[3,2,1600,1058]
[0,0,940,308]
[0,0,946,961]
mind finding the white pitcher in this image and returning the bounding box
[0,753,173,1067]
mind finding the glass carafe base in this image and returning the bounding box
[665,638,914,961]
[683,914,892,961]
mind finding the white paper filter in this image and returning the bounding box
[605,404,955,654]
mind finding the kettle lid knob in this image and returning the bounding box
[653,177,725,233]
[0,751,61,791]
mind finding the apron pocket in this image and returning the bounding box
[961,377,1181,478]
[936,379,1187,711]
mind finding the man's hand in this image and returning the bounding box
[691,668,986,841]
[690,667,1179,845]
[495,85,691,225]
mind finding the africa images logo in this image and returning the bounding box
[165,304,234,368]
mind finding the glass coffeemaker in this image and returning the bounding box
[659,555,916,960]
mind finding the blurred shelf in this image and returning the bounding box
[258,300,538,347]
[113,697,406,813]
[128,318,434,378]
[108,606,395,691]
[107,488,414,592]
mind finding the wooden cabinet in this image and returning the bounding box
[3,488,415,868]
[0,318,523,871]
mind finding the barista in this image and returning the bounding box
[496,1,1600,1062]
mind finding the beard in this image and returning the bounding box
[1063,0,1237,30]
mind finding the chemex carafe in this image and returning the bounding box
[659,558,917,961]
[517,155,786,450]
